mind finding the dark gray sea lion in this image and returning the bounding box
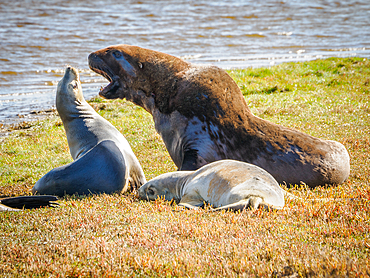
[138,160,285,210]
[32,66,146,196]
[88,44,350,187]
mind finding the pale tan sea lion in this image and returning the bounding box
[32,66,146,197]
[138,160,285,210]
[88,44,350,187]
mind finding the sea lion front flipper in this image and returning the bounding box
[178,193,204,209]
[178,202,203,210]
[213,196,284,212]
[212,197,264,212]
[0,195,59,210]
[180,149,200,171]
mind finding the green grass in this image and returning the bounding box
[0,57,369,277]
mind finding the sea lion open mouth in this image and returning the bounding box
[88,54,112,80]
[99,76,121,99]
[88,53,120,98]
[88,49,136,100]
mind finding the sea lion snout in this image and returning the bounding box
[88,50,128,99]
[63,66,79,81]
[57,66,79,91]
[138,183,160,201]
[138,180,175,202]
[138,185,149,200]
[56,66,83,106]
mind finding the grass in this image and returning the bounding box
[0,57,369,277]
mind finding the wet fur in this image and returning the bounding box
[89,44,350,187]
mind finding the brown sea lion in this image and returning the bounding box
[88,44,350,187]
[138,160,285,211]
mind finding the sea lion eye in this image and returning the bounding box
[70,80,78,89]
[147,188,155,195]
[113,51,122,58]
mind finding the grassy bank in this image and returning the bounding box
[0,57,369,277]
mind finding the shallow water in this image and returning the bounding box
[1,0,369,123]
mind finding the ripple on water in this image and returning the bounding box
[0,0,370,122]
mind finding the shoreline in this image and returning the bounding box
[1,56,367,138]
[0,108,58,137]
[1,53,368,128]
[1,55,368,133]
[0,95,105,137]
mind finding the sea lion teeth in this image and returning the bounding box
[99,79,121,98]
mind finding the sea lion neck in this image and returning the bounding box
[175,172,192,200]
[162,171,192,202]
[138,53,191,115]
[170,64,255,132]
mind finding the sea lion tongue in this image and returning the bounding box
[99,77,121,99]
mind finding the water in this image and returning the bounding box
[1,0,369,124]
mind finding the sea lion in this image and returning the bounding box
[88,44,350,187]
[32,66,146,197]
[138,160,285,210]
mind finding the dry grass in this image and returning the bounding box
[0,57,369,277]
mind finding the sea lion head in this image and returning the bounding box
[138,171,191,203]
[88,44,190,113]
[56,66,84,108]
[88,45,139,100]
